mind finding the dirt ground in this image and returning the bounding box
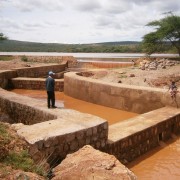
[0,58,54,70]
[0,58,180,89]
[90,65,180,89]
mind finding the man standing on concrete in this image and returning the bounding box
[46,71,57,108]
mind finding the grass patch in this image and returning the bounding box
[0,123,12,145]
[0,55,13,61]
[0,122,47,177]
[3,150,47,177]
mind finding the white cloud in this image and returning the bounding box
[72,0,101,12]
[0,0,179,43]
[9,0,64,12]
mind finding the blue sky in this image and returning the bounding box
[0,0,179,44]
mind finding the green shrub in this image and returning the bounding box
[21,55,28,62]
[0,122,47,177]
[0,55,13,61]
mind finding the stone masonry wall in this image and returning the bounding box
[106,107,180,164]
[0,70,17,89]
[10,78,64,91]
[0,64,67,89]
[26,121,108,166]
[64,72,180,113]
[0,88,56,124]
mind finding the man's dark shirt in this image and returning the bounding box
[46,76,55,91]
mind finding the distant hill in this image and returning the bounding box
[0,40,142,52]
[93,41,140,45]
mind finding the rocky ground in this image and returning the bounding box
[80,58,180,90]
[52,145,136,180]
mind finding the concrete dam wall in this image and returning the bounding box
[64,72,180,113]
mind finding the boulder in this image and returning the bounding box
[52,145,137,180]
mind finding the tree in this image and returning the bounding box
[142,13,180,56]
[0,33,7,41]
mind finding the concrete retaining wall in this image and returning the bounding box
[64,72,180,113]
[10,78,64,91]
[0,64,67,89]
[0,70,18,89]
[0,88,56,124]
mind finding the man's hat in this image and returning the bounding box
[48,71,55,75]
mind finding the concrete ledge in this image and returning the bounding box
[17,109,107,144]
[109,107,180,141]
[106,106,180,163]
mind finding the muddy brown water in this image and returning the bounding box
[11,89,138,125]
[11,89,180,179]
[128,137,180,180]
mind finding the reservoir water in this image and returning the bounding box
[0,52,178,59]
[11,89,180,179]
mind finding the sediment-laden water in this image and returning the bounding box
[128,137,180,180]
[10,89,138,124]
[0,52,178,58]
